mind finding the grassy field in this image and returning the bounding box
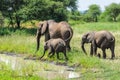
[0,62,45,80]
[0,21,120,80]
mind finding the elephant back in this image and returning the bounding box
[48,21,73,41]
[95,30,115,42]
[59,21,73,41]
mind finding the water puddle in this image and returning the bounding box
[0,53,80,79]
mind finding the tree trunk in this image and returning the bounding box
[8,13,14,27]
[94,15,98,22]
[113,17,117,22]
[12,5,21,29]
[15,15,21,29]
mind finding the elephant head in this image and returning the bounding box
[36,21,48,52]
[36,20,55,52]
[81,32,95,54]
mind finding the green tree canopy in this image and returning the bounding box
[104,3,120,22]
[0,0,25,28]
[19,0,77,22]
[0,0,77,28]
[83,4,101,22]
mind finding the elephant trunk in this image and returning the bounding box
[36,33,41,52]
[81,41,87,55]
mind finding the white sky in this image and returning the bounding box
[77,0,120,11]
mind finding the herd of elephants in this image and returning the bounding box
[35,20,115,60]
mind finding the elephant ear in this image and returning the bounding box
[41,21,48,35]
[87,32,95,43]
[82,33,89,40]
[45,41,48,46]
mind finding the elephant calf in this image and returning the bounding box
[40,38,68,60]
[81,30,115,59]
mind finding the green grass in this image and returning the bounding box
[0,22,120,79]
[0,62,45,80]
[0,35,35,54]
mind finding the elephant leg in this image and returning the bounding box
[90,44,93,56]
[110,45,115,59]
[40,49,46,59]
[49,52,55,58]
[48,52,52,57]
[56,52,60,60]
[102,49,106,59]
[92,40,97,56]
[48,51,52,57]
[66,41,71,51]
[93,47,97,56]
[48,47,54,58]
[63,50,68,60]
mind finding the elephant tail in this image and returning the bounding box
[64,29,73,42]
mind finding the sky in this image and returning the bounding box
[77,0,120,11]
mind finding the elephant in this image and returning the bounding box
[36,20,73,52]
[40,38,68,60]
[81,30,115,59]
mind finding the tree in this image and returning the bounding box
[0,0,25,28]
[83,4,101,22]
[68,10,82,21]
[0,11,4,27]
[104,3,120,22]
[19,0,78,22]
[52,0,77,10]
[0,0,78,27]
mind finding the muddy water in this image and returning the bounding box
[0,53,80,79]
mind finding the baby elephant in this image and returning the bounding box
[40,38,68,60]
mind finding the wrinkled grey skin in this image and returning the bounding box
[36,20,73,52]
[81,30,115,59]
[40,38,68,60]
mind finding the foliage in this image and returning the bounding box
[0,27,36,36]
[0,11,4,27]
[100,12,113,22]
[17,0,77,22]
[0,0,77,28]
[103,3,120,22]
[68,10,82,21]
[52,0,77,10]
[0,0,26,28]
[20,0,76,22]
[116,14,120,21]
[83,4,101,22]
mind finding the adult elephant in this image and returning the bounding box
[36,20,73,52]
[81,30,115,59]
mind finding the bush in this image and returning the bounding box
[0,12,4,27]
[0,27,11,35]
[116,14,120,22]
[0,27,36,36]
